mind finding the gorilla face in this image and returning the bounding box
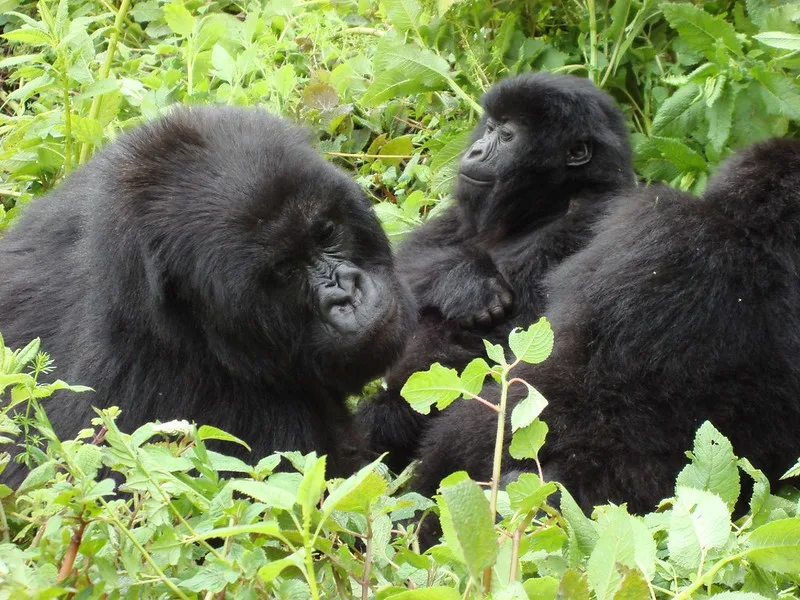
[456,73,633,229]
[114,108,414,392]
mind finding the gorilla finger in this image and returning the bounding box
[475,310,493,330]
[500,290,514,310]
[489,304,506,323]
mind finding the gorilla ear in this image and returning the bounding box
[567,140,592,166]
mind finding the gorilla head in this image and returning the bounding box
[456,72,634,230]
[0,107,414,483]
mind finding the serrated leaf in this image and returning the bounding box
[401,363,463,414]
[754,31,800,50]
[459,358,490,399]
[75,444,103,477]
[611,567,650,600]
[211,44,235,83]
[2,28,53,47]
[510,382,548,431]
[708,594,771,600]
[298,455,326,526]
[164,3,195,38]
[509,419,548,460]
[71,115,103,146]
[437,471,498,578]
[588,506,655,600]
[197,425,251,450]
[382,0,422,33]
[258,549,304,583]
[559,485,599,557]
[506,472,558,514]
[745,518,800,574]
[707,84,736,153]
[17,461,57,494]
[363,44,450,106]
[676,421,740,510]
[753,69,800,121]
[322,457,386,515]
[508,318,554,364]
[272,64,296,98]
[652,83,700,135]
[226,479,295,510]
[651,136,707,171]
[667,487,731,570]
[558,569,590,600]
[483,339,506,366]
[661,3,742,60]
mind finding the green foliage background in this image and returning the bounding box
[2,0,800,598]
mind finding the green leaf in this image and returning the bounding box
[483,339,506,366]
[379,134,414,167]
[2,28,53,47]
[738,458,771,519]
[258,549,304,583]
[661,3,742,60]
[437,472,498,579]
[508,318,554,364]
[588,506,655,600]
[707,84,736,153]
[297,455,326,526]
[510,382,548,432]
[667,487,731,571]
[401,363,463,414]
[652,83,700,135]
[226,479,295,511]
[523,576,559,600]
[211,44,236,84]
[752,69,800,121]
[558,568,590,600]
[506,473,558,515]
[197,425,251,450]
[164,2,195,38]
[386,588,460,600]
[363,44,450,106]
[651,136,707,172]
[754,31,800,50]
[611,567,650,600]
[460,358,490,399]
[71,115,104,146]
[676,421,740,510]
[509,419,548,460]
[272,64,296,98]
[559,485,599,557]
[745,518,800,574]
[707,594,771,600]
[381,0,422,33]
[17,461,57,494]
[74,444,103,477]
[322,458,387,515]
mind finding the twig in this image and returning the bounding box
[361,517,374,600]
[57,519,87,582]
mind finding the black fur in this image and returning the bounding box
[0,107,414,485]
[358,73,636,471]
[415,138,800,515]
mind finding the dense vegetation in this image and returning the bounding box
[2,0,800,597]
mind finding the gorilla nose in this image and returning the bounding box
[335,264,362,296]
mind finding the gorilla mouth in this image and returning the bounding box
[459,173,494,186]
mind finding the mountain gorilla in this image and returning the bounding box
[414,138,800,514]
[0,107,414,485]
[357,73,636,472]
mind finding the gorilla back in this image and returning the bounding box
[0,107,414,483]
[414,138,800,512]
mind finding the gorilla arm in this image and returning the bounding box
[396,207,514,330]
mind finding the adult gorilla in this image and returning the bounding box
[415,138,800,513]
[358,73,636,471]
[0,107,414,484]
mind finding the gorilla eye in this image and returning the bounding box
[316,220,337,244]
[499,128,514,142]
[485,120,496,133]
[566,141,593,167]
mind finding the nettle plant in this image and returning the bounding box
[1,324,800,599]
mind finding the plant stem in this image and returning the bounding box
[673,552,746,600]
[78,0,133,164]
[586,0,599,84]
[361,516,373,600]
[482,369,511,592]
[304,546,320,600]
[60,53,73,173]
[57,519,86,582]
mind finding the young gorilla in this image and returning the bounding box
[414,138,800,515]
[0,107,414,485]
[358,73,636,471]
